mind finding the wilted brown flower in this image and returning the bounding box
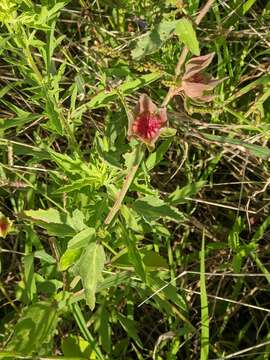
[181,52,223,101]
[128,94,167,146]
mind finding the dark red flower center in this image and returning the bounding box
[132,111,162,140]
[189,72,206,83]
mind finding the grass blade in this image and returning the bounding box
[200,229,209,360]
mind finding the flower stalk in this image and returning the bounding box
[104,144,144,226]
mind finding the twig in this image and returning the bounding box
[195,0,215,26]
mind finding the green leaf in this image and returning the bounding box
[23,254,36,302]
[71,303,105,360]
[142,251,168,269]
[169,181,206,205]
[251,215,270,244]
[61,335,92,358]
[132,21,177,59]
[125,231,146,281]
[243,0,256,14]
[145,139,172,171]
[24,208,76,237]
[159,127,177,138]
[34,250,56,264]
[44,92,63,134]
[0,139,49,160]
[0,113,40,131]
[202,133,270,159]
[175,18,200,56]
[59,228,96,271]
[147,274,187,312]
[71,209,87,232]
[79,242,106,310]
[0,351,23,359]
[232,253,243,273]
[24,208,64,223]
[96,271,131,293]
[227,75,270,103]
[0,99,41,131]
[35,274,63,295]
[5,301,59,356]
[200,231,209,360]
[118,313,143,348]
[68,227,96,249]
[49,151,108,192]
[99,306,111,353]
[228,216,243,250]
[133,196,185,222]
[49,149,89,175]
[54,178,98,194]
[120,205,144,233]
[59,247,83,271]
[71,272,131,304]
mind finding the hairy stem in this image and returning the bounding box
[104,144,144,226]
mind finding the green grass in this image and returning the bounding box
[1,0,270,359]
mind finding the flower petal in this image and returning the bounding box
[0,214,13,238]
[207,78,224,89]
[182,52,215,80]
[158,107,167,125]
[133,94,157,118]
[129,96,167,146]
[182,77,223,101]
[182,81,209,98]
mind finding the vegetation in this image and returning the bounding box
[1,0,270,359]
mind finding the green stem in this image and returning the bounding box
[104,144,144,226]
[0,281,19,313]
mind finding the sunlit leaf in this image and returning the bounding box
[175,18,200,55]
[79,242,106,310]
[61,335,93,359]
[5,301,59,356]
[24,208,76,237]
[60,248,83,271]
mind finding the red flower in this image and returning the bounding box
[128,94,167,146]
[0,214,13,238]
[181,53,223,101]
